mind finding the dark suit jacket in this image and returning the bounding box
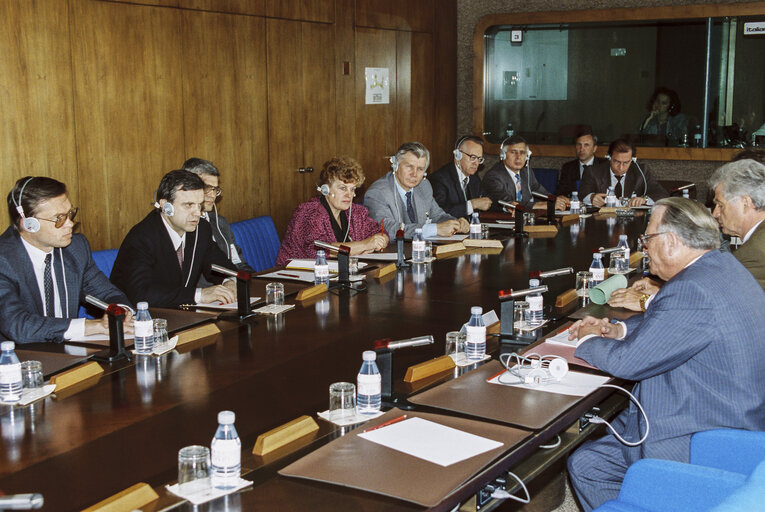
[734,220,765,290]
[111,210,236,308]
[483,161,549,210]
[557,157,607,197]
[576,250,765,465]
[579,161,668,202]
[428,163,483,218]
[0,228,130,344]
[198,210,254,287]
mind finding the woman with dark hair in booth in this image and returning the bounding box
[639,86,689,146]
[276,157,388,265]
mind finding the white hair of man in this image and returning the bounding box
[708,159,765,211]
[654,197,721,250]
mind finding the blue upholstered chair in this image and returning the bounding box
[78,248,120,318]
[532,167,559,195]
[229,216,280,272]
[593,429,765,512]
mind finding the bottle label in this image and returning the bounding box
[211,439,241,467]
[570,200,580,211]
[470,223,481,234]
[134,320,153,338]
[465,325,486,345]
[357,373,381,396]
[314,265,329,279]
[527,295,543,311]
[412,240,425,252]
[590,267,605,281]
[0,363,21,385]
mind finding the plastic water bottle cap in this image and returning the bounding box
[1,341,15,351]
[218,410,235,424]
[317,250,325,257]
[529,278,540,287]
[471,306,483,315]
[362,350,376,361]
[137,301,149,310]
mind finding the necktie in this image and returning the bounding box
[462,177,469,200]
[614,176,623,198]
[515,175,522,202]
[44,253,54,317]
[176,243,184,268]
[581,164,591,178]
[406,191,416,223]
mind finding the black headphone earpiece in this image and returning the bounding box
[14,178,40,233]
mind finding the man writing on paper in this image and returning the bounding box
[429,135,492,218]
[566,197,765,511]
[364,142,469,240]
[0,177,133,344]
[111,170,238,309]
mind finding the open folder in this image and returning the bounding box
[279,408,530,507]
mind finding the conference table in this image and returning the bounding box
[0,211,650,511]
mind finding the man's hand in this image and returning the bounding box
[568,315,624,340]
[608,288,645,312]
[632,277,661,294]
[592,193,607,207]
[457,217,470,233]
[627,196,647,207]
[200,283,236,304]
[470,197,492,211]
[436,219,463,236]
[555,196,570,211]
[84,310,134,337]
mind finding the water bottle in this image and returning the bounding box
[357,351,381,415]
[412,228,425,263]
[682,189,690,199]
[505,122,514,138]
[527,279,544,327]
[469,213,481,239]
[589,252,605,285]
[0,342,22,403]
[693,124,702,147]
[465,306,486,361]
[605,187,617,207]
[570,191,580,214]
[133,302,154,355]
[211,410,241,489]
[314,249,329,286]
[617,234,631,264]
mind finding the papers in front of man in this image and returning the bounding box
[488,367,609,397]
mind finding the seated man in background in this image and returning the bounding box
[111,170,237,308]
[428,135,492,218]
[557,129,606,198]
[364,141,468,240]
[276,156,387,265]
[579,139,667,207]
[0,176,132,344]
[567,197,765,511]
[182,157,254,285]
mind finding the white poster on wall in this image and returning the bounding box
[365,67,389,104]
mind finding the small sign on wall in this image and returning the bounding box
[365,67,389,104]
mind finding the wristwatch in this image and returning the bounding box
[639,294,651,312]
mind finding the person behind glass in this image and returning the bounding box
[364,142,468,240]
[483,135,567,211]
[0,177,133,344]
[556,129,607,198]
[579,139,668,207]
[639,87,688,146]
[428,135,492,218]
[181,157,254,285]
[276,157,388,265]
[111,170,238,308]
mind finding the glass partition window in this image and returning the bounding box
[483,16,764,149]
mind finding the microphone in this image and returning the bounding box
[373,335,434,350]
[498,285,548,300]
[598,246,622,255]
[498,200,526,212]
[529,267,574,279]
[531,191,556,202]
[0,494,44,510]
[313,240,350,255]
[672,183,695,192]
[631,158,648,196]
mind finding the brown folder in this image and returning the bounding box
[408,360,596,429]
[279,408,530,507]
[567,302,639,321]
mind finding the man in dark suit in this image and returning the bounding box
[0,177,132,344]
[566,197,765,511]
[428,135,492,218]
[710,159,765,289]
[111,170,238,308]
[557,129,607,197]
[484,135,553,211]
[579,139,667,207]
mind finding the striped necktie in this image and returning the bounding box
[44,253,54,317]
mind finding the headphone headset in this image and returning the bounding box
[13,178,41,233]
[453,136,471,162]
[316,184,330,196]
[498,352,568,387]
[389,155,398,172]
[499,139,532,161]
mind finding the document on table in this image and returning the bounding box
[488,368,609,397]
[195,297,261,310]
[257,270,316,282]
[358,416,503,467]
[482,222,516,230]
[286,259,368,272]
[543,327,582,348]
[356,252,399,261]
[425,233,469,242]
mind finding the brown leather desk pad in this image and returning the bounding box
[279,408,530,507]
[17,349,92,378]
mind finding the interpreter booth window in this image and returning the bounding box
[483,16,765,149]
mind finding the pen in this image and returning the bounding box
[277,272,301,278]
[381,218,385,234]
[363,414,407,433]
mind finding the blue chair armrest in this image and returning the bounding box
[710,460,765,512]
[691,429,765,475]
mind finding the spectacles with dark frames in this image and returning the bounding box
[37,207,78,229]
[461,152,485,164]
[204,185,222,197]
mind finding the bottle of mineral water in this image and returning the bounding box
[465,306,486,361]
[314,250,329,286]
[133,302,154,355]
[589,252,605,285]
[605,187,617,207]
[357,351,381,415]
[211,410,241,489]
[527,279,544,327]
[570,191,581,214]
[469,212,481,239]
[0,342,22,403]
[412,228,425,263]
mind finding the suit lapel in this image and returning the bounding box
[12,234,46,315]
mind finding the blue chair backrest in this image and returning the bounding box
[78,249,119,318]
[230,216,280,272]
[532,167,559,195]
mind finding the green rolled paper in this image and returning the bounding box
[590,274,628,304]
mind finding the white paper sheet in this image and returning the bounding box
[425,234,469,242]
[166,477,252,505]
[355,253,399,261]
[252,304,295,315]
[258,270,316,282]
[488,368,610,397]
[195,297,261,310]
[543,328,582,348]
[358,417,503,467]
[482,222,517,230]
[286,259,368,272]
[317,409,383,426]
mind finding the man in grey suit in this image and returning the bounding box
[0,177,133,344]
[364,142,468,240]
[566,197,765,511]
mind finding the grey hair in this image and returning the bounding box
[392,142,430,171]
[654,197,720,250]
[708,159,765,211]
[182,157,220,177]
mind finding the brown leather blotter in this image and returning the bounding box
[49,361,103,392]
[408,361,590,430]
[568,302,639,321]
[151,307,218,334]
[253,415,319,456]
[81,482,158,512]
[462,239,503,249]
[403,355,455,383]
[279,408,530,508]
[17,350,91,379]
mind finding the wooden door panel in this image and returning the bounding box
[266,0,334,23]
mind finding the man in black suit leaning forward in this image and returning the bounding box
[428,135,492,218]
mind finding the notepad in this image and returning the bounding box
[286,259,368,272]
[358,417,503,467]
[195,297,261,310]
[488,368,609,397]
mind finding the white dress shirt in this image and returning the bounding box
[394,180,438,238]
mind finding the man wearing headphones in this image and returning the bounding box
[182,157,254,286]
[111,170,238,308]
[364,142,468,240]
[579,139,667,207]
[0,176,133,344]
[428,136,492,218]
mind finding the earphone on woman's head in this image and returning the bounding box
[316,183,330,196]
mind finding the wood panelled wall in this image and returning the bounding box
[0,0,456,250]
